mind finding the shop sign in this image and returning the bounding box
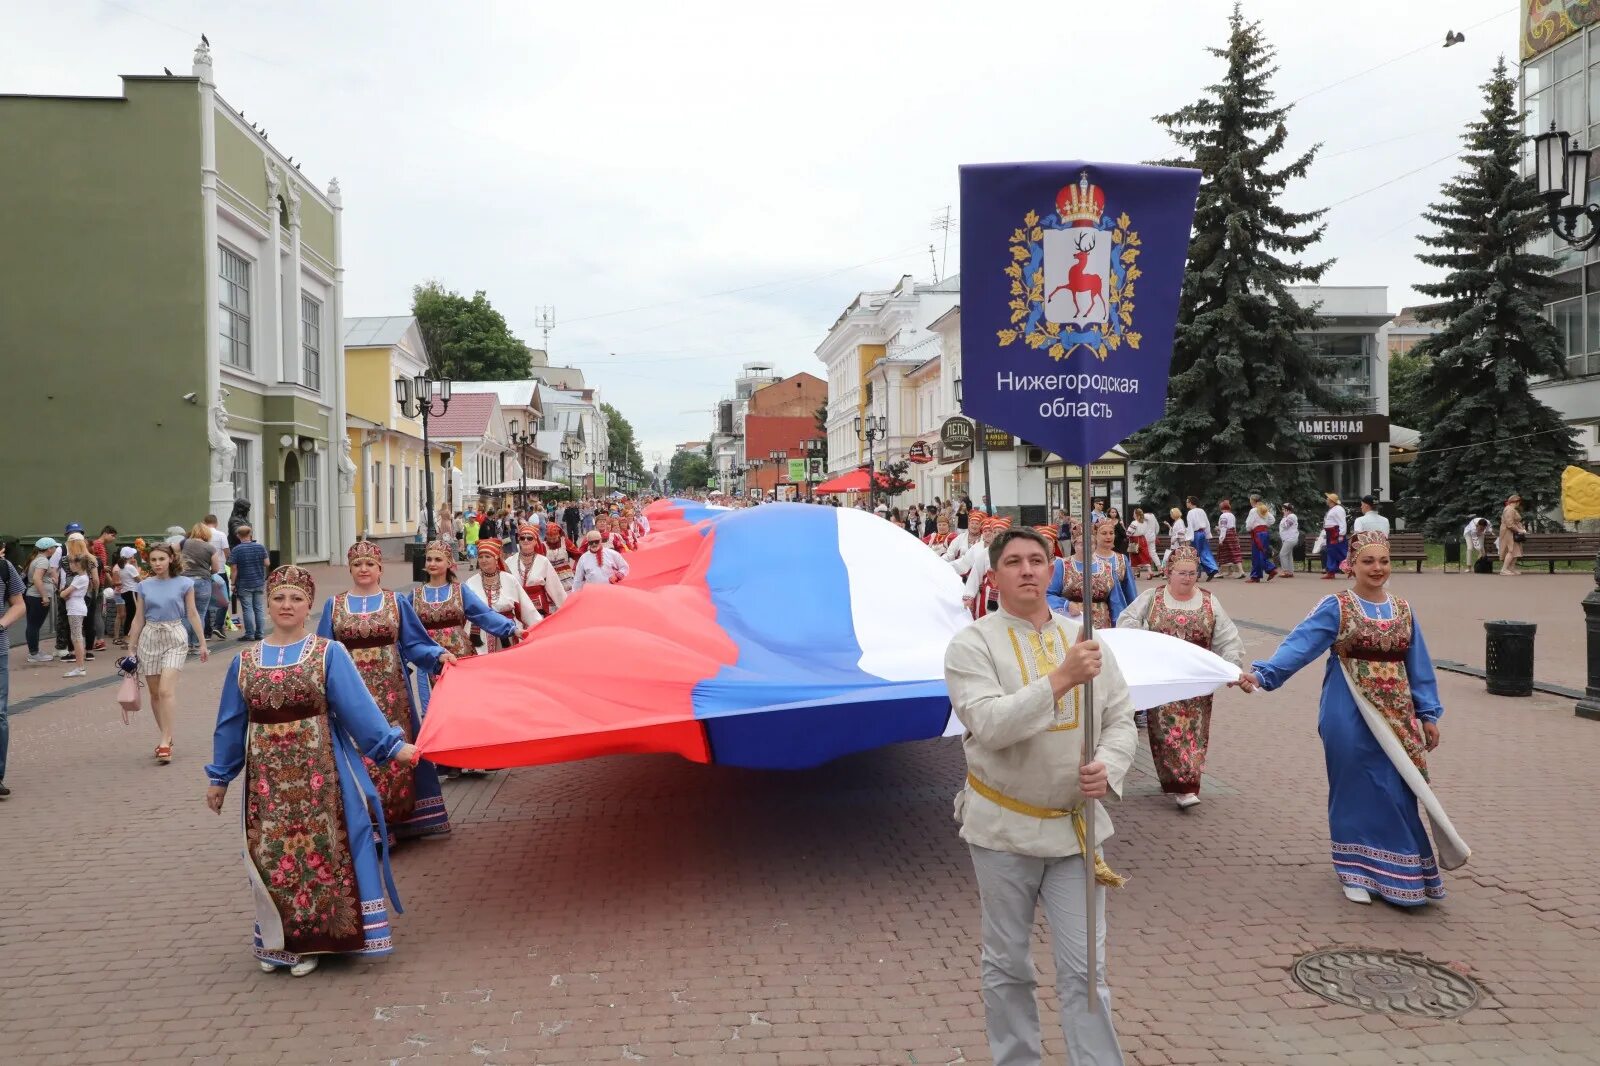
[983,428,1014,450]
[787,458,809,482]
[939,417,974,458]
[1298,415,1390,444]
[907,441,934,464]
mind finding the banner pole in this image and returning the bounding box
[1079,464,1100,1013]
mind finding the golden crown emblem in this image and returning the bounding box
[1056,172,1105,227]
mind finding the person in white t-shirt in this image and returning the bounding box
[114,547,142,645]
[1351,495,1391,536]
[62,555,92,678]
[204,516,231,638]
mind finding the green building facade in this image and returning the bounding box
[0,41,353,562]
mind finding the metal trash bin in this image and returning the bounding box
[1443,536,1461,572]
[412,553,428,584]
[1484,620,1536,696]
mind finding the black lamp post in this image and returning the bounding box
[804,438,824,501]
[953,376,993,515]
[508,418,534,510]
[395,373,452,541]
[854,414,886,512]
[1534,123,1600,250]
[560,438,578,498]
[1532,123,1600,721]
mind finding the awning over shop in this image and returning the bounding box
[814,469,899,494]
[1389,424,1421,464]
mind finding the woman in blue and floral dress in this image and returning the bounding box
[205,565,420,977]
[317,540,456,841]
[1247,531,1470,906]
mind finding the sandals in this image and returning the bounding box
[155,744,173,764]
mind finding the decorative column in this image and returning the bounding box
[328,177,356,557]
[195,40,237,524]
[1578,556,1600,721]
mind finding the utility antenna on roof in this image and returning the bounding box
[930,205,956,282]
[533,306,556,354]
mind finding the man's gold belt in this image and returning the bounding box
[965,772,1126,888]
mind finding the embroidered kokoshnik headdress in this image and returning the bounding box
[266,564,316,599]
[347,539,382,563]
[1349,529,1389,559]
[1164,544,1199,576]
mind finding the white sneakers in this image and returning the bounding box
[1175,793,1201,810]
[26,653,53,665]
[259,958,320,977]
[63,667,87,678]
[1342,884,1373,904]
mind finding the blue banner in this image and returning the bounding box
[958,161,1200,468]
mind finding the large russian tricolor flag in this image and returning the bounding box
[415,501,972,771]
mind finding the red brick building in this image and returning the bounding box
[747,372,827,418]
[743,414,820,498]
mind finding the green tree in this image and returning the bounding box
[1386,348,1433,431]
[668,450,712,492]
[1404,58,1580,537]
[601,402,645,475]
[411,281,533,381]
[877,459,916,501]
[1132,5,1336,509]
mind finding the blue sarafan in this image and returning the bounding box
[417,501,1239,772]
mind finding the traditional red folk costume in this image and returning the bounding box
[506,523,567,618]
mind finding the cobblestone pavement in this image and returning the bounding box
[2,570,1597,1064]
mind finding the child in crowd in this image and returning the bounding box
[63,555,92,678]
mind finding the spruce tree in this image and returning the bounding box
[1404,58,1580,537]
[1132,5,1336,510]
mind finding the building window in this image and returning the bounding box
[219,246,251,370]
[300,293,322,392]
[405,467,414,521]
[371,461,382,524]
[229,438,251,504]
[389,464,398,523]
[293,453,321,558]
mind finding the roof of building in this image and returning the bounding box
[453,379,538,408]
[343,316,417,348]
[743,415,816,460]
[425,392,496,439]
[529,365,587,390]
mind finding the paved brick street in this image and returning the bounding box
[3,570,1598,1065]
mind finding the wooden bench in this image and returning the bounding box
[1302,531,1426,572]
[1486,533,1600,573]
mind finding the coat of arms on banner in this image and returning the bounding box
[997,172,1142,361]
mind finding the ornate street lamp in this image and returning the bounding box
[1534,123,1600,719]
[1535,122,1600,250]
[508,418,535,510]
[854,414,887,512]
[953,376,993,515]
[395,373,452,540]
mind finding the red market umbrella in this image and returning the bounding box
[813,469,905,494]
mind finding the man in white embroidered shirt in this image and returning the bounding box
[572,530,629,589]
[944,526,1136,1066]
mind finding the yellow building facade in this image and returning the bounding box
[343,316,453,548]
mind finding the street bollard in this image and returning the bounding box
[1484,620,1536,697]
[1577,552,1600,721]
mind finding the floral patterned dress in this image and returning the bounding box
[205,636,406,967]
[1251,591,1448,905]
[1121,587,1244,795]
[1057,554,1137,630]
[318,591,450,840]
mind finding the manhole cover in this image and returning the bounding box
[1291,948,1481,1018]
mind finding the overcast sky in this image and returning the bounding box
[9,1,1524,461]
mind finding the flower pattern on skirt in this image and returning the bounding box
[331,592,417,830]
[1144,587,1217,794]
[240,637,365,955]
